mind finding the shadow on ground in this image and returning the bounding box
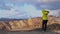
[47,23,60,32]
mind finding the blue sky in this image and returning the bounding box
[0,0,60,19]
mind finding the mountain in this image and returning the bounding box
[0,18,28,21]
[0,16,60,33]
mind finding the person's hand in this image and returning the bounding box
[47,11,49,13]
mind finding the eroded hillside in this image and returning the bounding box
[0,16,60,32]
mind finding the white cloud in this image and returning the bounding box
[49,9,60,17]
[0,0,60,19]
[9,0,60,3]
[37,0,60,3]
[0,4,42,19]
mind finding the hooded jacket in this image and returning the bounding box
[42,10,49,20]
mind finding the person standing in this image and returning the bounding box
[42,9,49,31]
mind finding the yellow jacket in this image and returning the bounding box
[42,10,49,20]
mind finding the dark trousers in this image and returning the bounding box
[42,20,48,31]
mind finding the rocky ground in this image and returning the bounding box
[0,29,60,34]
[0,16,60,34]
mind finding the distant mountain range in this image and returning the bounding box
[0,15,60,32]
[0,18,28,21]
